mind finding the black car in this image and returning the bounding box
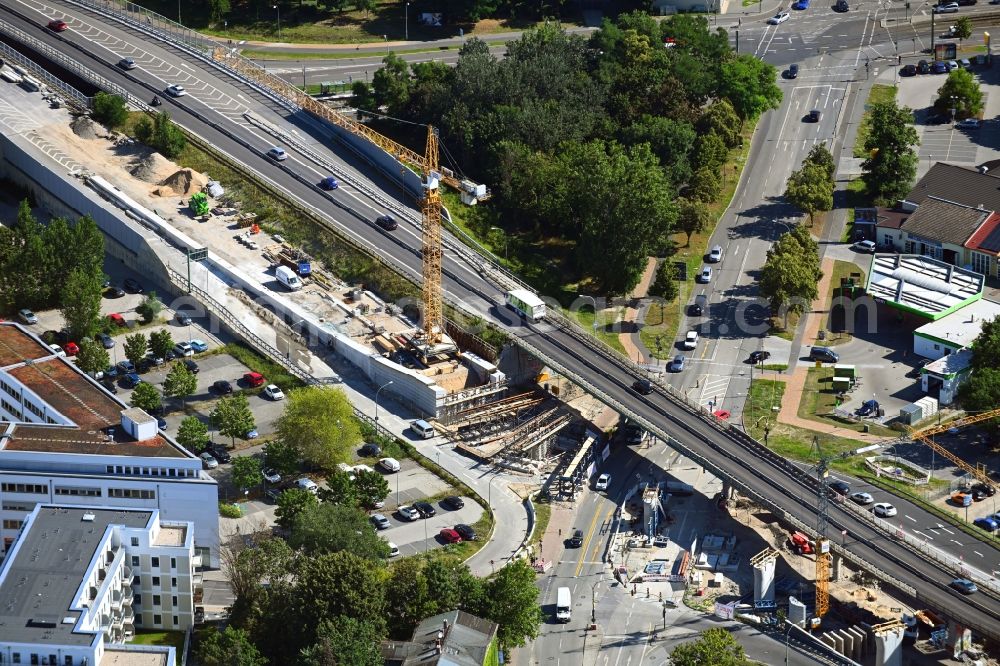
[101,379,119,394]
[104,285,126,298]
[569,529,584,547]
[175,312,192,326]
[454,524,477,541]
[806,109,821,122]
[413,501,436,518]
[632,379,653,395]
[123,278,143,294]
[212,380,233,394]
[359,442,382,457]
[209,445,232,464]
[442,495,465,510]
[833,0,848,10]
[375,215,398,231]
[828,480,850,496]
[900,64,917,76]
[748,350,771,364]
[183,359,199,374]
[785,63,799,79]
[972,483,997,497]
[917,59,930,74]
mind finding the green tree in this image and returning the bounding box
[263,439,300,475]
[134,116,153,144]
[211,394,256,447]
[149,329,174,360]
[785,162,833,226]
[60,267,104,340]
[691,131,728,173]
[697,99,742,149]
[759,225,823,327]
[276,386,361,472]
[209,0,230,23]
[91,92,129,127]
[958,367,1000,413]
[954,15,973,42]
[474,560,543,648]
[386,558,434,633]
[317,469,358,507]
[150,112,186,158]
[354,468,390,509]
[176,416,210,453]
[164,361,197,407]
[122,333,148,369]
[686,167,721,204]
[76,338,110,377]
[934,67,983,119]
[351,81,375,116]
[805,143,835,180]
[620,115,697,188]
[197,626,267,666]
[423,559,472,615]
[372,53,412,117]
[130,381,162,413]
[649,260,679,303]
[275,487,318,530]
[719,54,783,124]
[675,197,713,246]
[232,455,263,491]
[136,292,162,324]
[670,627,752,666]
[354,0,376,17]
[861,99,920,204]
[299,616,383,666]
[289,503,390,560]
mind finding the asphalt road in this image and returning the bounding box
[5,0,1000,641]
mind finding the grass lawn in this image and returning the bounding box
[768,312,800,341]
[767,423,862,462]
[841,179,870,242]
[572,305,628,356]
[744,377,786,438]
[531,500,552,549]
[132,630,186,654]
[853,84,898,158]
[797,367,896,437]
[818,259,867,347]
[639,282,692,360]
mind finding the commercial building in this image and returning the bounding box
[0,323,219,567]
[864,254,983,320]
[912,298,1000,359]
[382,609,499,666]
[0,505,196,666]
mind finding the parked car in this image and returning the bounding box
[855,399,880,417]
[200,452,218,469]
[243,371,266,387]
[852,239,876,253]
[359,442,382,457]
[414,501,436,518]
[972,483,996,497]
[834,0,849,10]
[182,359,199,374]
[872,502,897,517]
[116,360,135,374]
[123,373,142,388]
[917,59,930,74]
[439,528,463,544]
[107,312,127,328]
[595,473,611,491]
[934,2,959,12]
[370,514,391,530]
[375,214,398,231]
[683,330,699,350]
[209,445,231,464]
[18,308,37,324]
[48,344,65,357]
[932,61,949,74]
[767,11,790,23]
[263,384,284,400]
[104,285,126,298]
[63,342,80,356]
[173,342,194,357]
[386,541,400,557]
[157,417,167,431]
[973,516,998,532]
[101,378,119,394]
[956,118,981,129]
[47,19,69,31]
[749,350,771,364]
[670,354,686,372]
[165,84,187,97]
[950,578,978,594]
[397,505,420,521]
[123,278,143,293]
[189,339,209,353]
[212,380,233,395]
[442,496,465,510]
[96,333,115,349]
[175,311,192,325]
[455,524,477,541]
[262,468,281,484]
[245,428,259,440]
[900,64,917,76]
[809,346,839,363]
[850,491,874,505]
[296,478,318,494]
[792,0,810,8]
[379,457,401,472]
[697,266,713,283]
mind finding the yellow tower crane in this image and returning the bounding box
[211,47,488,345]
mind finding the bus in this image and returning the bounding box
[505,288,546,322]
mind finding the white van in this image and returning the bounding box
[556,587,571,623]
[411,419,434,439]
[19,75,41,92]
[275,265,302,291]
[0,68,23,84]
[295,478,318,494]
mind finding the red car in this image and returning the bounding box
[64,341,80,356]
[107,313,126,327]
[439,528,462,544]
[243,371,265,388]
[47,19,68,32]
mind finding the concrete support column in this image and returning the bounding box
[752,556,776,602]
[947,621,971,659]
[831,553,843,582]
[874,626,904,666]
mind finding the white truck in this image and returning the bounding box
[275,265,302,291]
[555,587,572,623]
[505,288,545,322]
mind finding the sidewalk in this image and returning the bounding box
[618,257,659,362]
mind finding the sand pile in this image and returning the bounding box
[131,152,174,183]
[71,116,104,140]
[151,168,208,197]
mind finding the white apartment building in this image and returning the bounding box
[0,505,198,666]
[0,323,220,568]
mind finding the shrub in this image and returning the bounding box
[218,503,242,518]
[91,92,128,127]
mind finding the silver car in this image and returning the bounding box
[697,266,712,283]
[708,245,723,263]
[370,513,391,530]
[18,308,37,324]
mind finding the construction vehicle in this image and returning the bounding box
[789,531,815,554]
[188,192,209,217]
[277,246,312,277]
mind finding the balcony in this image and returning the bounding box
[122,587,134,605]
[123,565,133,581]
[192,553,202,568]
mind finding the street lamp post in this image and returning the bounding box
[405,2,409,41]
[591,581,600,624]
[489,226,508,263]
[273,4,281,41]
[374,380,394,431]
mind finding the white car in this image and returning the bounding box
[873,502,897,517]
[296,478,318,494]
[851,240,876,253]
[165,84,187,97]
[379,457,401,472]
[386,541,400,557]
[595,473,611,491]
[173,342,194,357]
[398,505,420,521]
[353,464,375,476]
[683,330,699,350]
[850,491,874,505]
[768,11,790,23]
[266,147,288,161]
[934,2,959,12]
[708,245,723,263]
[337,462,357,481]
[263,384,284,400]
[262,468,281,484]
[18,308,37,324]
[49,344,66,357]
[697,266,712,284]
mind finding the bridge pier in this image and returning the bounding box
[750,548,777,603]
[947,620,972,659]
[872,620,904,666]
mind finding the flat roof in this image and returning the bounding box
[865,254,984,319]
[0,506,153,647]
[0,323,186,458]
[914,298,1000,348]
[925,348,973,378]
[100,649,169,666]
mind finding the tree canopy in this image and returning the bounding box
[670,628,753,666]
[959,316,1000,411]
[934,67,983,120]
[861,99,920,204]
[785,146,834,226]
[759,225,823,326]
[275,386,360,472]
[211,393,256,447]
[288,503,390,560]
